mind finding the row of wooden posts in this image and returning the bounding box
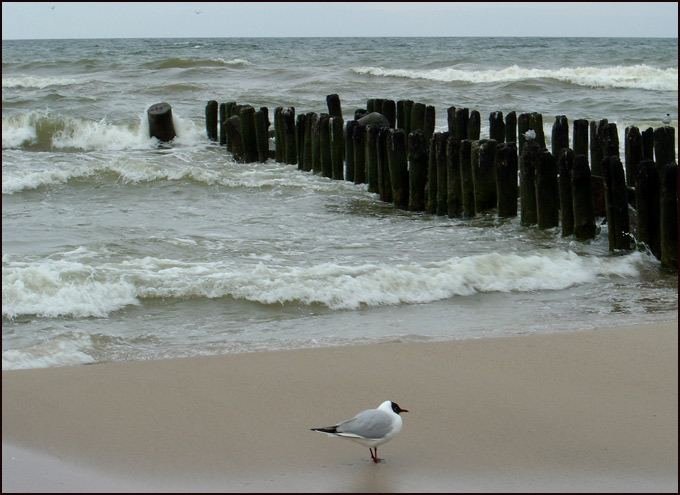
[160,96,678,270]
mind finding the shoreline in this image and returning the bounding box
[3,320,678,492]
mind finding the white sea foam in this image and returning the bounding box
[2,332,96,370]
[352,64,678,91]
[2,76,95,89]
[2,249,648,318]
[1,107,205,152]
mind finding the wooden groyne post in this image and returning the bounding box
[330,116,345,180]
[625,126,642,186]
[602,156,631,250]
[407,130,428,211]
[148,102,176,142]
[206,100,218,141]
[535,149,559,229]
[571,154,596,240]
[660,163,678,269]
[495,142,518,218]
[387,128,409,209]
[472,139,497,213]
[519,140,540,226]
[446,136,463,218]
[635,159,661,258]
[558,148,575,237]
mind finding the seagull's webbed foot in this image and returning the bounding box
[369,448,383,463]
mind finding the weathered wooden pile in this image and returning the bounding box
[159,96,678,270]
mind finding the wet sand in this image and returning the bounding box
[2,321,677,492]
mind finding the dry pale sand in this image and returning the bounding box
[2,321,678,493]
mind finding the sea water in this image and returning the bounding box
[2,37,677,369]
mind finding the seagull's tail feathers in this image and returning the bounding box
[311,426,338,434]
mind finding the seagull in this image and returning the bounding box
[662,113,671,125]
[194,10,201,14]
[523,129,536,141]
[311,400,408,463]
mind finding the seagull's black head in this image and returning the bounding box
[391,401,409,414]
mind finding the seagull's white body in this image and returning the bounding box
[662,114,671,125]
[311,400,408,463]
[524,129,536,140]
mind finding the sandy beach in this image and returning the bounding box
[2,321,677,492]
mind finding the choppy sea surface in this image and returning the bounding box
[2,37,678,370]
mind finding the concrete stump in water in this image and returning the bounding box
[148,102,176,143]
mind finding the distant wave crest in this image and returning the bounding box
[143,57,252,70]
[352,64,678,91]
[2,76,95,89]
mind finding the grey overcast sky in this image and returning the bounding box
[2,2,678,40]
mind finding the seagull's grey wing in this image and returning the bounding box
[335,410,392,439]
